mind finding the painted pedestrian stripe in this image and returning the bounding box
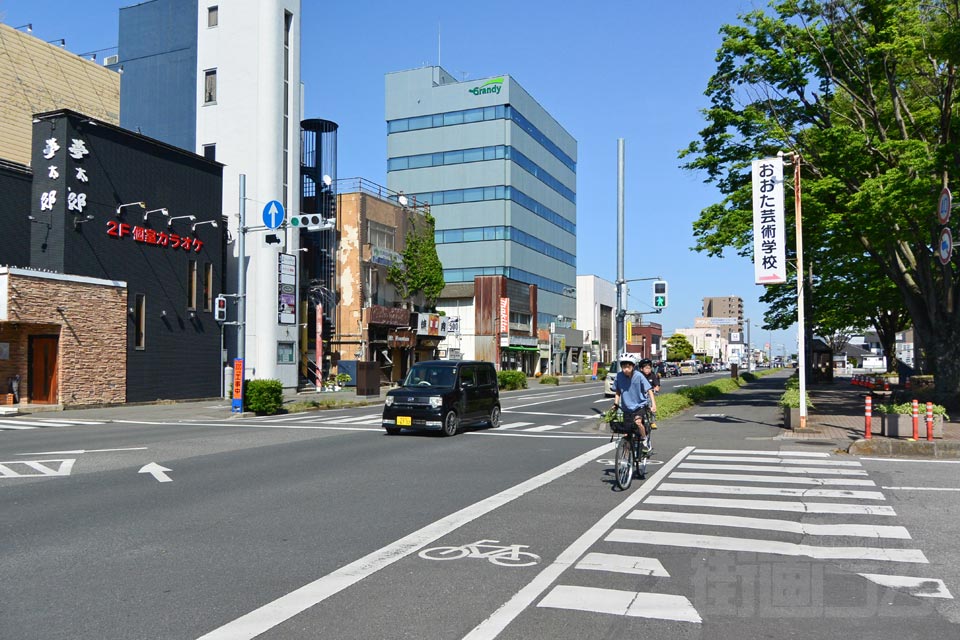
[0,418,105,430]
[857,574,953,598]
[686,454,862,466]
[657,482,887,500]
[670,471,876,486]
[575,553,669,576]
[644,495,897,515]
[694,448,830,457]
[0,458,75,478]
[538,585,702,623]
[495,422,534,430]
[607,529,928,563]
[679,462,868,476]
[522,425,565,432]
[626,510,912,539]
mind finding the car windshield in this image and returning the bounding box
[402,365,456,388]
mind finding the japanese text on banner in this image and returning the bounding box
[752,157,787,284]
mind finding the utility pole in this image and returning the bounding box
[616,139,625,355]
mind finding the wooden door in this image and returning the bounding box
[28,335,59,404]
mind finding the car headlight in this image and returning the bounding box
[385,396,394,407]
[429,396,442,409]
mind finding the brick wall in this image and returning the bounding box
[3,273,126,406]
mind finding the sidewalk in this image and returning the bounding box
[781,374,960,458]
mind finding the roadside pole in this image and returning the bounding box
[791,154,808,429]
[616,139,625,355]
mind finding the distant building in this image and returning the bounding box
[702,295,743,342]
[576,275,616,365]
[385,66,577,330]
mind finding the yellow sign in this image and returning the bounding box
[397,416,412,426]
[626,321,633,343]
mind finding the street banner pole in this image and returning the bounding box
[233,174,247,413]
[793,153,808,429]
[616,139,625,355]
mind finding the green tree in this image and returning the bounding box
[666,334,694,361]
[681,0,960,405]
[387,212,445,309]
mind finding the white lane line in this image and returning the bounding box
[504,411,594,418]
[882,486,960,492]
[860,457,960,464]
[670,472,876,486]
[857,574,954,599]
[575,553,669,577]
[0,419,86,427]
[523,425,564,432]
[195,441,618,640]
[562,420,578,426]
[694,449,830,457]
[495,422,534,430]
[626,510,912,539]
[461,447,696,640]
[687,455,862,467]
[643,495,897,516]
[0,424,36,430]
[537,585,701,623]
[680,462,868,476]
[469,432,609,440]
[505,391,602,410]
[607,529,928,564]
[35,418,105,425]
[657,482,886,500]
[324,414,383,424]
[594,398,613,404]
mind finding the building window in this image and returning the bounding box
[134,294,146,350]
[207,6,219,27]
[203,144,216,160]
[188,260,198,310]
[203,263,213,311]
[367,221,395,251]
[204,70,217,104]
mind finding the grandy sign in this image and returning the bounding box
[469,77,503,96]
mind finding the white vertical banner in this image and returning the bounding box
[752,157,787,284]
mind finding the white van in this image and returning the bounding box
[679,360,700,375]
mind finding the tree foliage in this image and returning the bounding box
[666,333,695,361]
[681,0,960,404]
[387,212,445,309]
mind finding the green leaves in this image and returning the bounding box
[387,212,445,308]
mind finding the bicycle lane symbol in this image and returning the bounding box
[419,539,541,567]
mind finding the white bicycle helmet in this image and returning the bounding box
[618,353,639,366]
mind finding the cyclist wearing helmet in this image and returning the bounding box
[612,353,656,451]
[639,358,660,430]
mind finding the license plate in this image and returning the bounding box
[397,416,412,426]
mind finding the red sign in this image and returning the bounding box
[232,359,244,400]
[499,297,510,333]
[106,220,205,252]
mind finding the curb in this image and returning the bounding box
[847,438,960,459]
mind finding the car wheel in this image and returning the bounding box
[487,405,501,429]
[385,426,401,435]
[441,410,459,437]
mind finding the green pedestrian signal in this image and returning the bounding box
[653,280,668,309]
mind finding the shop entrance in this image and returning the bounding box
[28,335,59,404]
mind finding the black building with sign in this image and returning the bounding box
[20,110,225,403]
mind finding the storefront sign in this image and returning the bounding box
[499,298,509,333]
[278,253,296,325]
[469,77,503,96]
[231,358,244,413]
[387,329,414,348]
[415,313,448,337]
[366,305,410,326]
[370,246,401,266]
[106,221,205,252]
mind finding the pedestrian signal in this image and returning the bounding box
[214,294,228,322]
[652,280,668,309]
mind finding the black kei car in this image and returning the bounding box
[382,360,501,436]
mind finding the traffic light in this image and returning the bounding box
[652,280,668,309]
[288,214,334,230]
[214,294,227,322]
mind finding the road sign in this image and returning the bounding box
[939,227,953,265]
[938,188,952,225]
[705,317,739,325]
[262,200,285,229]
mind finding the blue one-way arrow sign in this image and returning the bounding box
[262,200,285,229]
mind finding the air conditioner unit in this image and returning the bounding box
[103,54,119,66]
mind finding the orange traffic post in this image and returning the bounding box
[912,399,919,440]
[927,402,935,441]
[884,379,890,391]
[864,395,872,439]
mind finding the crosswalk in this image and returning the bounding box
[0,418,105,432]
[253,413,581,432]
[534,447,954,625]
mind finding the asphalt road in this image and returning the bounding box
[2,372,958,639]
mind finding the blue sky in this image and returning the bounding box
[1,0,798,356]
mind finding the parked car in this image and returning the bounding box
[382,360,500,436]
[603,360,622,396]
[679,360,700,375]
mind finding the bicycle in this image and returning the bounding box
[418,539,540,567]
[608,405,652,490]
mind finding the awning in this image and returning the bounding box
[504,346,539,352]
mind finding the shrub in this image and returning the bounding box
[572,374,587,383]
[779,389,815,409]
[539,375,560,385]
[498,370,528,390]
[654,393,694,419]
[245,379,283,415]
[597,367,608,379]
[741,372,758,382]
[785,374,800,390]
[874,401,949,419]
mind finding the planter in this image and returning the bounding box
[881,413,943,439]
[782,406,802,430]
[0,393,14,405]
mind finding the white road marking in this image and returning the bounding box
[657,482,886,500]
[0,458,75,478]
[607,529,928,563]
[0,424,36,430]
[562,420,578,426]
[469,431,608,440]
[694,449,830,457]
[495,422,534,430]
[0,419,101,427]
[859,457,960,464]
[626,510,911,539]
[461,447,696,640]
[523,425,564,432]
[537,585,702,623]
[504,411,593,418]
[679,462,868,476]
[881,486,960,492]
[321,414,382,424]
[138,462,173,483]
[643,495,897,515]
[575,553,669,576]
[670,472,876,486]
[18,447,148,456]
[506,391,600,410]
[687,455,862,467]
[594,398,612,404]
[857,574,954,599]
[195,441,618,640]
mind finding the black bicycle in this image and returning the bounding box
[609,405,651,490]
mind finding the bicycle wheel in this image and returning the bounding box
[418,546,470,561]
[488,550,541,567]
[614,435,634,490]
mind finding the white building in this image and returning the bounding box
[575,275,616,365]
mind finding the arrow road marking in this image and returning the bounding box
[138,462,172,483]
